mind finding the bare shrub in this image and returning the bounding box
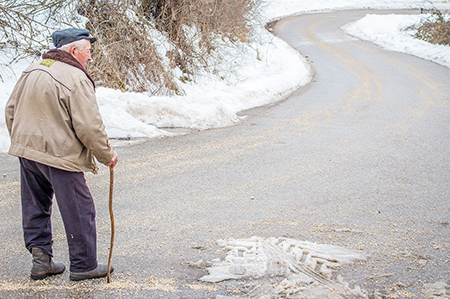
[141,0,254,77]
[82,1,178,94]
[411,8,450,46]
[0,1,55,66]
[0,1,83,78]
[1,0,255,93]
[80,0,254,94]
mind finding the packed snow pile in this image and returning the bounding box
[342,14,450,69]
[200,237,368,298]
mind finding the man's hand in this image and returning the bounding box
[105,151,118,168]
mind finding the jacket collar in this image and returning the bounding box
[42,49,96,89]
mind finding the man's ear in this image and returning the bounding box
[68,46,77,56]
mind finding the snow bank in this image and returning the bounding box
[342,14,450,69]
[261,0,450,21]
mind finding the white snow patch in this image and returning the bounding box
[342,14,450,69]
[200,237,367,298]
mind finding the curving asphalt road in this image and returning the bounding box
[0,9,449,298]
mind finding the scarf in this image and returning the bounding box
[42,49,96,89]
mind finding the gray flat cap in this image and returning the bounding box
[52,28,97,48]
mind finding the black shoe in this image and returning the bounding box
[30,248,65,280]
[70,264,114,281]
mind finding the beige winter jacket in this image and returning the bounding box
[5,59,113,173]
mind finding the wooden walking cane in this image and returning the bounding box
[107,166,115,283]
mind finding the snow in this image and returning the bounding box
[1,0,450,153]
[342,13,450,69]
[200,237,368,298]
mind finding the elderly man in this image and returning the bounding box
[5,28,118,281]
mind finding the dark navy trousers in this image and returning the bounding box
[19,157,98,272]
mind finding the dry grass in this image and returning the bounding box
[82,0,254,94]
[1,0,255,94]
[0,1,55,61]
[411,8,450,46]
[82,1,178,94]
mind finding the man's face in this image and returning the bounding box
[71,39,92,69]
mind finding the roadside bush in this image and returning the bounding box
[0,1,60,63]
[83,0,254,94]
[411,8,450,46]
[142,0,253,69]
[0,0,255,94]
[82,1,177,94]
